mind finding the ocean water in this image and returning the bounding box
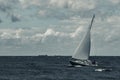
[0,56,120,80]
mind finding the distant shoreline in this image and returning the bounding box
[0,55,120,57]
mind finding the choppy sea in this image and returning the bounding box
[0,56,120,80]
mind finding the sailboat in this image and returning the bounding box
[69,14,97,66]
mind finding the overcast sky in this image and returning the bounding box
[0,0,120,56]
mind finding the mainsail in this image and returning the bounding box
[72,14,95,60]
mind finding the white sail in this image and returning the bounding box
[72,14,95,60]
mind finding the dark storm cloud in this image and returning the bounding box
[11,14,21,22]
[0,0,18,12]
[0,18,2,23]
[0,4,11,12]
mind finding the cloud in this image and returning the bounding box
[0,27,83,45]
[0,0,119,23]
[1,25,119,46]
[0,28,23,39]
[106,15,120,23]
[49,0,95,10]
[109,0,120,4]
[18,0,96,20]
[0,0,120,55]
[38,10,46,16]
[104,28,120,43]
[0,1,12,12]
[0,18,2,23]
[0,0,19,11]
[11,13,21,22]
[19,0,41,8]
[0,26,119,56]
[18,0,96,10]
[0,27,84,55]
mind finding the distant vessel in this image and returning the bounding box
[69,14,97,66]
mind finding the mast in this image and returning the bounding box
[89,14,95,30]
[88,14,95,57]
